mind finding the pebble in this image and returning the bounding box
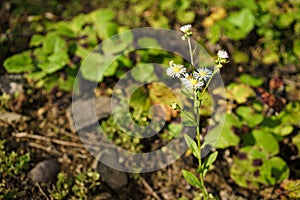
[28,158,60,183]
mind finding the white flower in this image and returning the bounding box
[166,61,186,78]
[181,74,204,90]
[180,24,192,33]
[194,68,213,81]
[217,50,229,59]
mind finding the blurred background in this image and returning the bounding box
[0,0,299,199]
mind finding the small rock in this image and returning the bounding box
[97,163,128,191]
[92,192,112,200]
[28,158,60,182]
[0,74,24,95]
[66,96,114,132]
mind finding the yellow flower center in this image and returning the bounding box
[190,79,198,85]
[199,71,207,76]
[173,67,181,72]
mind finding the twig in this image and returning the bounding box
[140,177,161,200]
[28,142,62,156]
[48,121,80,141]
[13,132,84,148]
[36,182,49,200]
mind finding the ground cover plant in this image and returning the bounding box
[0,0,300,199]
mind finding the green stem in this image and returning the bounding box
[200,68,219,97]
[187,37,194,66]
[194,93,208,199]
[188,35,209,199]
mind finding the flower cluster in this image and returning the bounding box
[215,49,229,68]
[167,25,229,91]
[167,61,212,90]
[180,24,192,40]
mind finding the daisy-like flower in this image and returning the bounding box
[181,74,204,90]
[194,68,213,81]
[180,24,192,33]
[166,61,186,78]
[180,25,192,40]
[217,50,229,59]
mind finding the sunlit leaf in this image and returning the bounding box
[182,170,201,189]
[184,134,200,159]
[239,74,263,87]
[236,106,263,128]
[3,51,34,73]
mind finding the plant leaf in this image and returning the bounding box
[182,170,201,189]
[202,151,218,177]
[3,51,34,73]
[183,134,200,159]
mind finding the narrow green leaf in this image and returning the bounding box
[182,170,201,189]
[202,151,218,177]
[184,134,200,159]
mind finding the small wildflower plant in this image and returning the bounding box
[166,24,229,199]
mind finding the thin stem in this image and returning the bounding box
[194,93,209,199]
[187,37,194,66]
[201,68,219,97]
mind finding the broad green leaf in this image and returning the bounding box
[269,156,289,183]
[278,102,300,126]
[207,23,222,44]
[262,52,280,65]
[129,86,151,116]
[3,51,34,73]
[214,113,241,149]
[275,12,295,29]
[75,45,91,58]
[102,31,133,54]
[293,39,300,58]
[167,123,182,138]
[148,15,169,28]
[184,134,200,159]
[182,170,201,189]
[69,14,87,33]
[102,61,119,77]
[227,9,255,31]
[95,21,118,40]
[80,52,111,82]
[292,134,300,157]
[176,10,196,24]
[131,64,156,82]
[29,34,44,47]
[224,9,255,40]
[252,129,279,156]
[272,124,294,136]
[42,33,67,54]
[137,37,161,49]
[233,50,249,64]
[47,52,69,73]
[236,106,264,128]
[226,83,254,104]
[26,71,47,80]
[54,22,76,37]
[226,0,258,12]
[239,74,263,87]
[90,9,115,23]
[58,75,75,91]
[207,23,221,44]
